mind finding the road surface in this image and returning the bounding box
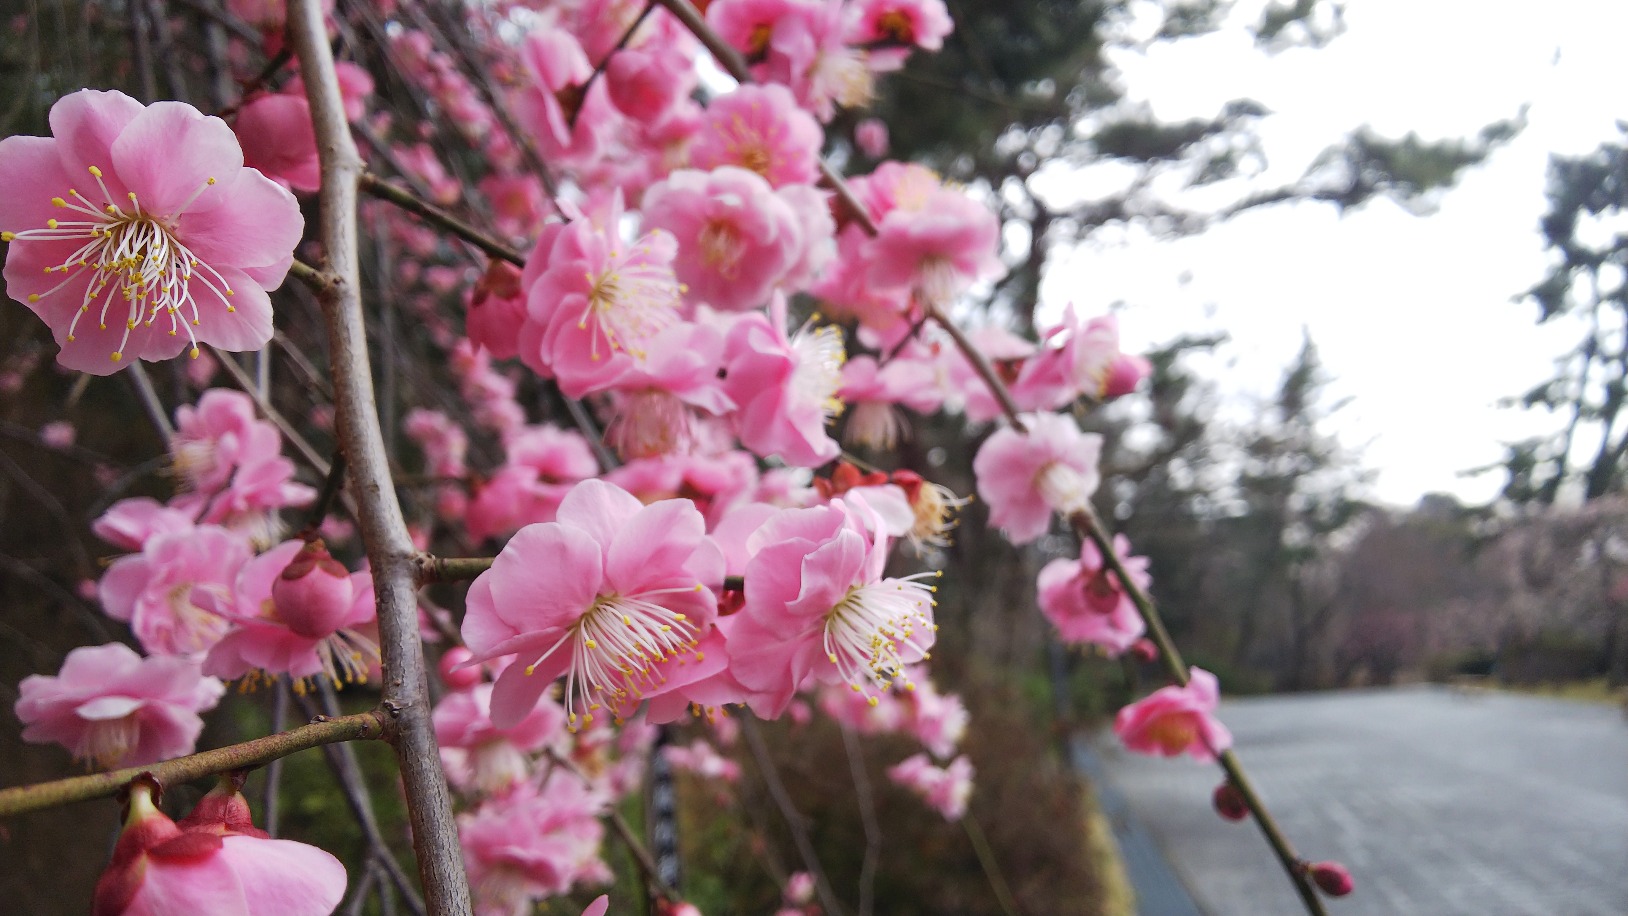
[1089,686,1628,915]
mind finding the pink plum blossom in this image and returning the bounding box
[887,753,973,821]
[838,354,942,450]
[100,522,253,656]
[849,0,954,55]
[1036,534,1149,655]
[604,320,735,460]
[465,424,600,544]
[93,497,195,551]
[168,389,315,534]
[1017,308,1151,407]
[521,199,684,397]
[728,501,939,717]
[721,295,845,467]
[867,187,1003,308]
[663,737,742,783]
[15,643,224,769]
[465,260,527,361]
[0,90,303,373]
[642,167,803,312]
[459,774,610,915]
[460,479,724,730]
[435,683,567,795]
[903,676,969,759]
[1113,667,1233,762]
[972,412,1103,545]
[93,779,346,916]
[854,117,889,158]
[690,84,823,188]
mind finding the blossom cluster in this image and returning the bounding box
[0,0,1257,910]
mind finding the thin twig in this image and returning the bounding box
[262,681,290,836]
[0,711,386,817]
[740,717,847,916]
[302,684,428,916]
[571,2,655,129]
[839,725,880,916]
[208,345,331,477]
[359,173,525,267]
[1069,505,1328,916]
[962,815,1020,916]
[125,362,175,440]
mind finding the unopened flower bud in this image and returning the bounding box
[1129,638,1159,663]
[1308,860,1354,897]
[1212,782,1248,822]
[271,539,353,638]
[438,647,483,691]
[1099,353,1151,400]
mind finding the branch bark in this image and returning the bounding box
[287,1,472,911]
[0,711,385,817]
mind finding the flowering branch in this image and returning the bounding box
[287,0,473,912]
[1069,505,1328,916]
[644,5,1331,908]
[0,710,385,818]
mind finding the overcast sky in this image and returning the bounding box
[1041,0,1628,507]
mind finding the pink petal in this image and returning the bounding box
[76,695,145,720]
[110,102,244,217]
[177,168,304,274]
[604,499,705,594]
[488,659,564,730]
[49,89,144,192]
[219,835,347,916]
[482,524,603,637]
[195,266,274,353]
[554,479,645,551]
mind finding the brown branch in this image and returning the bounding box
[287,1,473,912]
[1069,507,1328,916]
[359,172,526,267]
[415,554,494,585]
[0,711,386,818]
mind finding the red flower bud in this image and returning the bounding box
[1211,782,1248,821]
[1309,860,1354,897]
[1129,638,1159,663]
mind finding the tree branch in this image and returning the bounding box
[0,711,386,818]
[287,1,472,911]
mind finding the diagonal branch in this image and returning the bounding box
[0,711,386,817]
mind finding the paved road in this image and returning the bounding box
[1090,686,1628,916]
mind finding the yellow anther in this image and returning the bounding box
[0,232,13,242]
[88,165,102,177]
[867,696,879,707]
[110,352,122,362]
[27,294,38,302]
[50,197,65,208]
[585,639,598,649]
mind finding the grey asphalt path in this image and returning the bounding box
[1090,686,1628,916]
